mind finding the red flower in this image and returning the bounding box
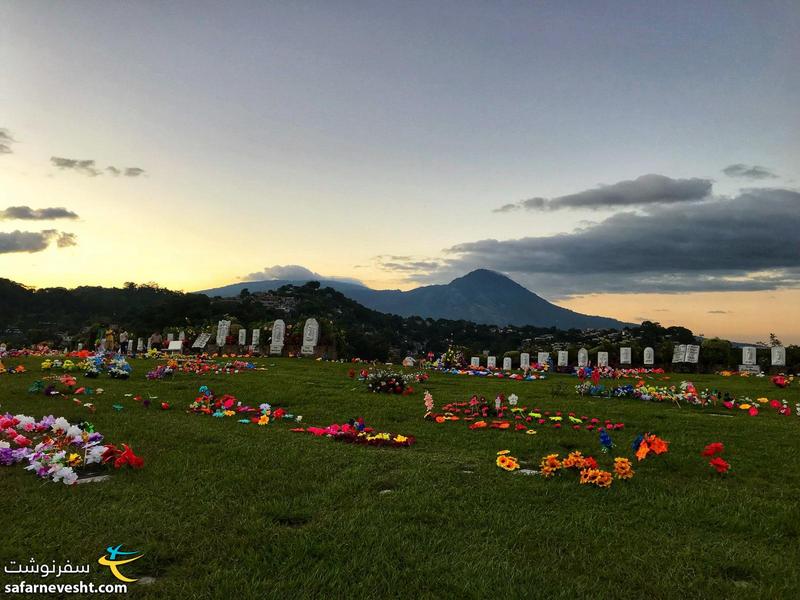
[709,456,730,474]
[701,442,724,457]
[114,444,144,469]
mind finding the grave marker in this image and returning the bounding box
[620,347,631,364]
[487,356,496,369]
[520,353,530,370]
[503,357,512,370]
[643,347,654,365]
[742,346,757,366]
[238,329,247,345]
[577,348,588,367]
[685,344,700,364]
[270,320,285,355]
[557,350,568,367]
[537,352,549,365]
[597,351,609,367]
[300,318,319,355]
[771,346,786,366]
[470,357,480,368]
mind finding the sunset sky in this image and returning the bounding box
[1,1,798,342]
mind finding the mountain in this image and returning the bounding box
[198,269,633,330]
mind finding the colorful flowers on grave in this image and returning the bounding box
[701,441,731,475]
[540,454,562,477]
[0,413,143,485]
[613,457,634,480]
[496,450,520,471]
[363,369,418,395]
[293,418,415,447]
[633,433,670,461]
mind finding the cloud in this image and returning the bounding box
[0,206,79,220]
[707,310,730,314]
[51,156,101,177]
[0,229,77,254]
[244,264,363,285]
[52,157,145,178]
[373,255,441,273]
[494,174,713,213]
[0,128,15,154]
[383,187,800,297]
[723,164,778,180]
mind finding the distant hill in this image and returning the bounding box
[198,269,632,330]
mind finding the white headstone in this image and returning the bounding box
[252,329,260,346]
[643,347,655,365]
[620,347,632,364]
[270,320,286,355]
[167,333,175,342]
[537,352,549,365]
[216,320,231,346]
[771,346,786,366]
[300,318,319,355]
[178,331,186,341]
[520,353,530,370]
[191,332,209,348]
[742,346,757,365]
[166,340,183,353]
[487,356,496,369]
[470,356,480,368]
[597,352,609,367]
[685,344,700,364]
[238,329,247,345]
[503,357,512,370]
[577,348,588,367]
[672,344,687,363]
[137,338,144,351]
[557,350,568,367]
[77,342,83,351]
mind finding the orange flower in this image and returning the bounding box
[469,420,487,429]
[539,453,562,477]
[562,450,586,469]
[613,457,634,480]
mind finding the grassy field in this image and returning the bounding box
[1,356,799,599]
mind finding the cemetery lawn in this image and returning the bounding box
[2,358,799,599]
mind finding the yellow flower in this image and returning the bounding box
[395,435,408,443]
[613,457,634,480]
[525,429,537,435]
[497,449,511,455]
[739,403,751,410]
[68,453,82,467]
[223,410,235,417]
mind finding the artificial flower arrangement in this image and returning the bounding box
[494,449,631,489]
[575,366,666,380]
[433,365,547,381]
[701,442,731,474]
[771,374,793,389]
[292,418,415,448]
[363,369,418,395]
[425,393,624,434]
[146,364,175,380]
[632,433,670,461]
[0,413,143,485]
[188,386,302,424]
[496,450,520,471]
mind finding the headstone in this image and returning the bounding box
[502,357,512,370]
[739,364,761,374]
[470,357,480,368]
[402,356,415,367]
[643,347,654,365]
[620,347,631,364]
[597,352,609,367]
[520,353,530,370]
[685,344,700,364]
[178,331,186,341]
[238,329,247,345]
[557,350,568,367]
[137,338,144,351]
[166,340,183,353]
[167,333,175,342]
[771,346,786,366]
[270,320,286,355]
[577,348,588,367]
[487,356,496,369]
[537,352,549,365]
[192,332,211,349]
[672,344,687,363]
[215,320,231,347]
[742,346,757,366]
[300,318,319,355]
[77,342,83,351]
[252,329,260,346]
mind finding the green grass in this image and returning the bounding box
[1,357,799,599]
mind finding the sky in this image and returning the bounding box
[1,1,798,342]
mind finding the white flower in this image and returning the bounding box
[86,446,106,464]
[52,466,78,485]
[52,417,70,433]
[66,425,82,439]
[14,415,36,429]
[0,440,9,449]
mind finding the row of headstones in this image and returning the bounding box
[469,344,789,369]
[188,318,321,356]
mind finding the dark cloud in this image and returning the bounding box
[0,128,16,154]
[494,174,713,213]
[0,229,77,254]
[708,310,730,314]
[385,187,800,296]
[52,157,145,178]
[373,255,440,272]
[51,156,101,177]
[0,206,79,220]
[244,264,363,285]
[723,163,778,180]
